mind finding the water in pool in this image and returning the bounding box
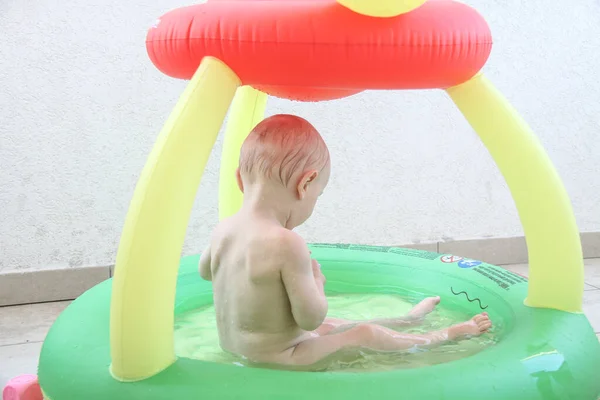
[174,293,498,372]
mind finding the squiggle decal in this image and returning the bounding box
[450,287,488,310]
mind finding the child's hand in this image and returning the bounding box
[310,258,321,275]
[311,259,326,288]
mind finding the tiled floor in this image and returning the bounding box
[1,260,600,389]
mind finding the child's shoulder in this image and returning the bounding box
[266,229,309,259]
[212,215,308,258]
[237,223,306,255]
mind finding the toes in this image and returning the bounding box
[473,314,485,322]
[479,321,492,332]
[473,314,492,328]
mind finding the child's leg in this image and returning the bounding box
[290,313,491,366]
[316,296,441,335]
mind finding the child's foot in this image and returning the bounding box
[448,313,492,340]
[408,296,441,319]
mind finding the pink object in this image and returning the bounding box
[2,375,43,400]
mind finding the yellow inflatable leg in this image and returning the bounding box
[336,0,427,17]
[110,57,240,381]
[218,86,267,219]
[446,74,583,313]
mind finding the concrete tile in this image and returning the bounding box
[584,258,600,289]
[0,266,109,306]
[583,290,600,333]
[504,263,597,291]
[0,301,70,346]
[581,232,600,259]
[438,237,528,266]
[396,243,438,252]
[0,342,42,390]
[437,233,598,267]
[503,263,529,278]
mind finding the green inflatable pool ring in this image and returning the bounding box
[38,245,600,400]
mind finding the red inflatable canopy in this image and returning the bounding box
[147,0,492,101]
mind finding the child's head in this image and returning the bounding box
[237,114,330,225]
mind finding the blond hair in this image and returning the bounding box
[239,114,330,186]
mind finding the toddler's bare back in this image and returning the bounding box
[203,214,321,363]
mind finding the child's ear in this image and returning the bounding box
[236,168,244,193]
[297,170,318,200]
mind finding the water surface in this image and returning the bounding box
[174,294,497,372]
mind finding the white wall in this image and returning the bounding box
[1,0,599,272]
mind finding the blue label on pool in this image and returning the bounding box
[458,259,482,268]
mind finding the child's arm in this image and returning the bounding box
[199,245,212,281]
[280,233,328,331]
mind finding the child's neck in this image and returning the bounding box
[241,183,295,229]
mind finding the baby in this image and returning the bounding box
[199,114,492,368]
